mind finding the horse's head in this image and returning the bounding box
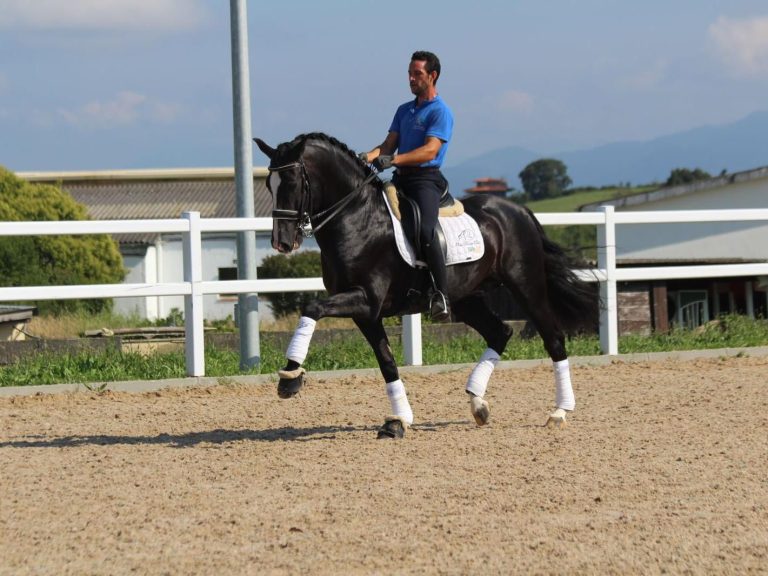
[255,136,311,253]
[256,133,377,253]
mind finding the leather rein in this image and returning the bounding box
[268,160,379,238]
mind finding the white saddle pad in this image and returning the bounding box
[382,190,485,268]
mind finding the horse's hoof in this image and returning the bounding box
[470,396,490,426]
[545,408,569,429]
[377,416,407,439]
[277,367,306,399]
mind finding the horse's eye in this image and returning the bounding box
[268,172,281,195]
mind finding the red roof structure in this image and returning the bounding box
[464,177,512,196]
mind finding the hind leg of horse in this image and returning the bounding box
[353,318,413,439]
[452,294,515,426]
[505,281,574,428]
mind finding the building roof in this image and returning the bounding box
[464,177,512,195]
[18,167,272,245]
[579,165,768,212]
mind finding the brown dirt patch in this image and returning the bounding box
[1,356,767,575]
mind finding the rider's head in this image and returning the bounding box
[411,51,441,86]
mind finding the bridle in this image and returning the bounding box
[268,160,379,238]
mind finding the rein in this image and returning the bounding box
[269,161,379,238]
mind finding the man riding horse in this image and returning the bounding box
[360,50,453,323]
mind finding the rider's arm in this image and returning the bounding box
[392,136,443,167]
[364,132,399,162]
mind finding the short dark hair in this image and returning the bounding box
[411,51,441,84]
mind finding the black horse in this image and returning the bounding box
[255,133,598,438]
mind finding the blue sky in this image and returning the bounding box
[1,0,767,171]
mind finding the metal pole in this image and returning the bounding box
[230,0,260,369]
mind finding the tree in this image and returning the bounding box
[518,158,572,201]
[257,251,327,318]
[0,167,125,314]
[665,167,711,187]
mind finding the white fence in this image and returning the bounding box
[2,206,768,377]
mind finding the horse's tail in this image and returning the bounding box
[526,207,600,334]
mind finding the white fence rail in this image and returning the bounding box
[2,206,768,376]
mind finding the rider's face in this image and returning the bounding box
[408,60,435,97]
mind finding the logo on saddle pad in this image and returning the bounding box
[382,184,485,269]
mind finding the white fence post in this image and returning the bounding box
[597,206,619,355]
[182,212,205,376]
[402,314,422,366]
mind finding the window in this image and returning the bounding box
[218,267,238,300]
[676,290,708,329]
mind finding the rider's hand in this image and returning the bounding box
[373,155,394,170]
[358,152,369,163]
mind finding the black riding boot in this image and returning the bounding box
[424,238,451,322]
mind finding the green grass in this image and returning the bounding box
[2,315,767,388]
[524,185,657,213]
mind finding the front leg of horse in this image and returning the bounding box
[354,318,413,440]
[276,288,374,399]
[277,317,315,398]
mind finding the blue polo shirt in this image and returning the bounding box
[389,95,453,168]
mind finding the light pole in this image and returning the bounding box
[230,0,260,369]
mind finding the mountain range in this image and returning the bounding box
[443,110,768,193]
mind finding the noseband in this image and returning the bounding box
[268,161,314,237]
[268,160,379,238]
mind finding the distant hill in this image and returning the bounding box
[444,110,768,193]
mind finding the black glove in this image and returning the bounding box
[373,155,394,170]
[358,152,369,163]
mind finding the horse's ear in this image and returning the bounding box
[253,138,275,159]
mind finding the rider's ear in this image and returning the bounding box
[254,138,276,159]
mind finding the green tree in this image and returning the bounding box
[665,167,711,187]
[518,158,572,201]
[257,251,327,317]
[0,167,125,314]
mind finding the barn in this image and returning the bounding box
[580,166,768,334]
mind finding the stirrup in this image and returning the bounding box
[429,291,451,322]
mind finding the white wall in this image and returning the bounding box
[615,178,768,261]
[117,232,319,322]
[114,251,149,319]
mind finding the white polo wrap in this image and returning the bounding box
[386,379,413,425]
[465,348,500,398]
[286,316,317,364]
[554,359,575,411]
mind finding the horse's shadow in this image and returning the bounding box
[0,420,466,449]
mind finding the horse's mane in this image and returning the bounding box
[286,132,381,187]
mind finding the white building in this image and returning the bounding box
[19,168,318,322]
[581,166,768,333]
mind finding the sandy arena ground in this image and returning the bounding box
[1,354,767,575]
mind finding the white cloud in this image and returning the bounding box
[495,89,534,114]
[709,15,768,77]
[0,0,206,31]
[57,91,181,129]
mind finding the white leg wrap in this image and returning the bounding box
[554,359,575,411]
[465,348,500,398]
[285,316,316,364]
[386,379,413,426]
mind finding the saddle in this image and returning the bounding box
[384,181,464,259]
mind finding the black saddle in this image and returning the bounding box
[396,182,455,262]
